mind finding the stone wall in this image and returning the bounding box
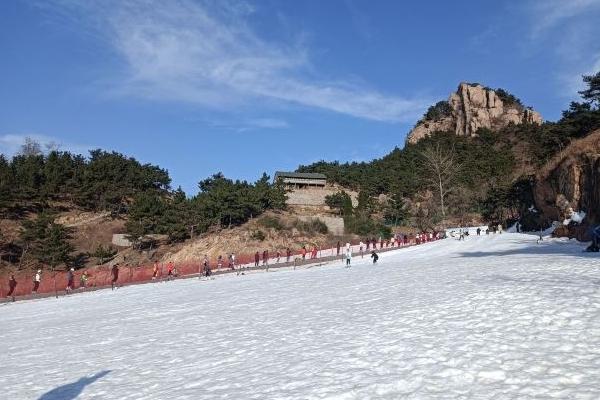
[286,187,358,207]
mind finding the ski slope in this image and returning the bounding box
[2,233,600,399]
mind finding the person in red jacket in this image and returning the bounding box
[311,246,317,259]
[167,262,174,281]
[301,246,307,260]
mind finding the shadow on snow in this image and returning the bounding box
[38,370,110,400]
[455,239,594,259]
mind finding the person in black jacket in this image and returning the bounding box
[370,251,379,264]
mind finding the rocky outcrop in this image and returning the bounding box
[407,83,543,144]
[534,130,600,240]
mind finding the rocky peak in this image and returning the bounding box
[407,83,543,144]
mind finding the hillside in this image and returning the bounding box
[534,129,600,240]
[298,76,600,235]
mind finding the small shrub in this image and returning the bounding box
[423,101,453,122]
[294,219,329,235]
[250,230,266,241]
[258,216,284,231]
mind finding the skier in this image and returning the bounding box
[111,264,119,290]
[152,262,159,280]
[263,250,269,266]
[32,269,41,294]
[585,225,600,252]
[80,271,88,289]
[311,246,317,259]
[204,261,212,278]
[301,246,307,260]
[8,274,17,301]
[203,255,210,274]
[286,247,292,263]
[336,241,341,256]
[497,223,503,234]
[371,250,379,264]
[229,253,235,270]
[167,261,174,281]
[254,251,260,267]
[536,226,544,244]
[359,241,364,258]
[217,255,223,270]
[276,250,281,264]
[66,268,75,294]
[476,227,481,236]
[345,249,352,268]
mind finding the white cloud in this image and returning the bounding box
[247,118,289,129]
[47,0,430,123]
[0,134,93,158]
[524,0,600,96]
[529,0,600,38]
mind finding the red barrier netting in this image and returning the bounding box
[0,235,429,299]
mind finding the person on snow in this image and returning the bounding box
[359,241,364,258]
[32,269,41,294]
[204,259,212,278]
[111,264,119,290]
[371,250,379,264]
[66,268,75,294]
[166,262,174,281]
[80,271,88,289]
[276,250,281,264]
[476,227,481,236]
[497,223,503,234]
[311,246,317,259]
[301,246,307,260]
[345,249,352,267]
[263,250,269,266]
[152,263,159,280]
[286,247,292,263]
[254,251,260,267]
[217,255,223,270]
[229,253,235,270]
[8,274,17,301]
[336,241,341,256]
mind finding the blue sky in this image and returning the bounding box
[1,0,600,194]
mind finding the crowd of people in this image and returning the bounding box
[3,231,445,301]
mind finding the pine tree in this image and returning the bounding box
[21,213,74,269]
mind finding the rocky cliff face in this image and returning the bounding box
[407,83,543,144]
[534,130,600,240]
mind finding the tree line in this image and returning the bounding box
[0,142,287,269]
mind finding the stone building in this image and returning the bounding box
[274,171,327,190]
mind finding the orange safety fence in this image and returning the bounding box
[0,235,431,299]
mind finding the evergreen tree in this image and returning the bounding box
[579,70,600,107]
[21,213,74,269]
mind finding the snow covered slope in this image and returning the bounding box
[2,234,600,399]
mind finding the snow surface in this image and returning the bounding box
[2,233,600,399]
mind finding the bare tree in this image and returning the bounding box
[20,137,42,156]
[420,143,461,227]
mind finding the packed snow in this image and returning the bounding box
[2,233,600,399]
